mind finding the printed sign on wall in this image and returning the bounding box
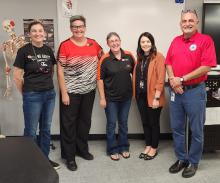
[23,19,55,52]
[62,0,74,17]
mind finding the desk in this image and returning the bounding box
[0,137,59,183]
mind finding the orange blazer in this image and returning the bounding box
[133,52,166,107]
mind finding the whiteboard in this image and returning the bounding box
[58,0,185,55]
[57,0,185,134]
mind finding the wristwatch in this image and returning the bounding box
[154,97,160,101]
[180,77,184,82]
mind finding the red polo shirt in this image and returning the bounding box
[165,32,217,85]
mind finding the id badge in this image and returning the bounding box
[140,80,144,89]
[171,91,175,102]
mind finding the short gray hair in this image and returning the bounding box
[181,9,198,18]
[106,32,121,41]
[70,15,86,26]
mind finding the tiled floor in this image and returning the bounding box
[49,140,220,183]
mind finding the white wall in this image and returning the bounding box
[57,0,184,55]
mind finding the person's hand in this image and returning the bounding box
[152,99,159,109]
[173,86,184,94]
[169,76,175,87]
[169,77,182,88]
[99,98,106,108]
[62,93,70,105]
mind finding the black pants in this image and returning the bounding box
[136,93,162,148]
[60,90,95,161]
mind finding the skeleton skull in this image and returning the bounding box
[2,19,15,34]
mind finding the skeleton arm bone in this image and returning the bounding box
[2,49,11,73]
[13,67,24,94]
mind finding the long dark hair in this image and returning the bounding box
[136,32,157,62]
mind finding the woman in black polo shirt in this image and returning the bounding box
[13,21,60,169]
[97,32,135,161]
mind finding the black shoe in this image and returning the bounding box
[169,160,188,173]
[120,151,130,159]
[78,152,94,160]
[49,160,61,170]
[144,152,158,160]
[66,160,77,171]
[139,153,147,159]
[110,154,120,161]
[182,164,198,178]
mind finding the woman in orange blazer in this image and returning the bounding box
[133,32,166,160]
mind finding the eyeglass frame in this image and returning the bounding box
[70,24,86,30]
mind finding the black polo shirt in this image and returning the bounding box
[98,49,135,101]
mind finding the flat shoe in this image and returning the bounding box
[169,160,188,173]
[77,152,94,160]
[139,153,147,159]
[110,154,120,161]
[66,160,77,171]
[144,152,158,160]
[120,152,130,159]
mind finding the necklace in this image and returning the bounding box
[31,44,49,73]
[31,44,39,61]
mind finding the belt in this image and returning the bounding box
[182,82,203,91]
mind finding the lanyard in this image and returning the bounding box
[140,57,148,80]
[31,44,49,74]
[32,44,39,62]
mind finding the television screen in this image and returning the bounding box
[203,3,220,66]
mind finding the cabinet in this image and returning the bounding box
[204,74,220,151]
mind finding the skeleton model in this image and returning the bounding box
[1,19,26,97]
[0,20,26,138]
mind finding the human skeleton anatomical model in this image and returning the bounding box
[1,19,26,97]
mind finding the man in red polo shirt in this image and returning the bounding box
[165,9,216,178]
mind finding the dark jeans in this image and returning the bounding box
[105,99,131,155]
[60,90,95,162]
[169,83,206,165]
[23,89,56,157]
[136,93,162,148]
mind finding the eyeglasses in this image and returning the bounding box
[71,25,85,30]
[108,39,121,44]
[181,9,198,18]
